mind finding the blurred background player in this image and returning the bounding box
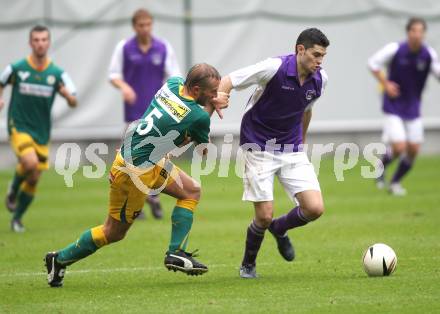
[217,28,329,278]
[368,17,440,196]
[108,8,181,219]
[0,25,77,232]
[45,64,229,287]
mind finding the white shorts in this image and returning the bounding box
[242,150,320,202]
[382,114,424,144]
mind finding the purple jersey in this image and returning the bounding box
[109,36,181,122]
[369,41,440,120]
[230,54,327,151]
[386,43,431,119]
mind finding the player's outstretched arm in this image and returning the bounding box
[215,58,281,118]
[218,75,234,95]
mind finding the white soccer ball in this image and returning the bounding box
[362,243,397,277]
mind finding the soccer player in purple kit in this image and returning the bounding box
[109,8,181,218]
[368,17,440,196]
[217,28,329,278]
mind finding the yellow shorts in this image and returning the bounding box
[108,152,180,223]
[9,128,50,170]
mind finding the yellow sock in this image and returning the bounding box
[20,181,36,195]
[13,182,36,220]
[91,225,108,248]
[16,163,26,176]
[176,199,198,212]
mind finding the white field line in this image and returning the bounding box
[1,256,438,278]
[0,262,273,278]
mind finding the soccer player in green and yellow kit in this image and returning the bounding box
[45,63,229,287]
[0,25,77,232]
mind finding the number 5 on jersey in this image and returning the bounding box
[136,108,163,135]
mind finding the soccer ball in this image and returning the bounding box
[362,243,397,277]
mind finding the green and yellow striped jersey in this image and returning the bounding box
[0,57,76,144]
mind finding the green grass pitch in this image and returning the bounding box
[0,156,439,313]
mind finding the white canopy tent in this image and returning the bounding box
[1,0,440,141]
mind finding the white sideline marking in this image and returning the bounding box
[2,256,437,278]
[0,263,265,278]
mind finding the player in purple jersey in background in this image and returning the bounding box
[368,17,440,196]
[109,9,181,218]
[218,28,329,278]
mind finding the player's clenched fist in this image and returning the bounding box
[211,91,230,119]
[215,91,230,108]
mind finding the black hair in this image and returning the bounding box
[406,17,427,32]
[29,25,50,40]
[295,28,329,53]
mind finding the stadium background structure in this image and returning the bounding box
[1,0,440,169]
